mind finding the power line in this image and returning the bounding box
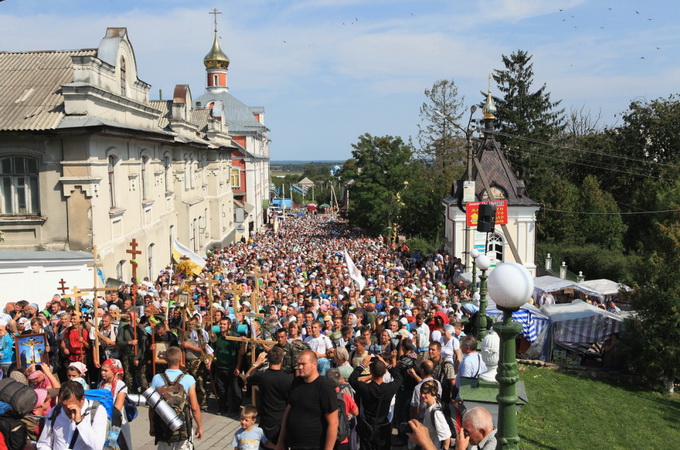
[542,207,680,215]
[505,147,660,180]
[491,129,680,170]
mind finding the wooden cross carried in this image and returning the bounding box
[246,270,268,313]
[220,325,276,406]
[204,278,221,303]
[223,284,245,312]
[67,286,87,363]
[109,310,127,322]
[57,278,70,296]
[126,239,142,354]
[126,238,142,285]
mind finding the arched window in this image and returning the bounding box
[487,232,504,263]
[213,74,218,86]
[0,156,39,215]
[108,155,118,208]
[120,57,127,97]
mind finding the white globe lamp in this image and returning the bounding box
[488,262,533,310]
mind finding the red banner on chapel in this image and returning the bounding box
[466,200,509,227]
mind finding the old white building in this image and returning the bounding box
[0,27,268,289]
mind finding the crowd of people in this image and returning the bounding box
[0,214,501,450]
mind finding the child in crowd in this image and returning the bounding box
[231,405,268,450]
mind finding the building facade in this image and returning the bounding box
[0,27,266,285]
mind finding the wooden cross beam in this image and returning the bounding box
[221,327,276,406]
[246,270,268,313]
[70,286,83,317]
[126,238,142,284]
[57,278,70,295]
[223,285,245,312]
[205,278,221,302]
[109,310,127,322]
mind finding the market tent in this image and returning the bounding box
[573,279,630,299]
[487,301,550,346]
[535,300,623,361]
[533,275,575,293]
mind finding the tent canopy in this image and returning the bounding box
[533,275,629,300]
[577,279,629,296]
[533,275,576,293]
[541,299,623,323]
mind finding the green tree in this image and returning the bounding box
[416,79,467,177]
[578,175,625,251]
[491,50,566,193]
[620,178,680,394]
[536,177,580,245]
[346,134,413,236]
[399,159,444,240]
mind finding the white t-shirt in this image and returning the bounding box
[440,336,460,363]
[423,403,452,449]
[304,334,333,355]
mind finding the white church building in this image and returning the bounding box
[442,90,540,276]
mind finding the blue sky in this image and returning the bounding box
[1,0,678,161]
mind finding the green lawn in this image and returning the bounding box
[517,365,680,449]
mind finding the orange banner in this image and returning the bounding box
[466,200,508,227]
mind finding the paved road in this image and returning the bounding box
[129,405,241,449]
[130,399,410,449]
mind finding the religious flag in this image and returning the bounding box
[172,239,206,275]
[343,250,366,291]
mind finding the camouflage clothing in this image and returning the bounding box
[185,358,209,409]
[275,340,310,374]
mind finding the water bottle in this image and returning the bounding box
[103,424,121,450]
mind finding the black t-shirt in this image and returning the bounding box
[248,369,293,428]
[286,375,336,449]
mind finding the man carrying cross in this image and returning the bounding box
[116,309,148,393]
[181,313,214,412]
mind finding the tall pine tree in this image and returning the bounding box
[491,50,565,193]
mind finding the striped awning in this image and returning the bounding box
[487,304,549,343]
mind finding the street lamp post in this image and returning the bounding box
[470,248,480,297]
[474,253,491,344]
[487,262,534,450]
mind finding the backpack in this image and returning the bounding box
[0,378,38,416]
[84,388,115,421]
[429,402,455,443]
[0,416,27,450]
[336,391,351,443]
[152,373,192,443]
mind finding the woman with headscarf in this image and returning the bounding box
[98,358,132,450]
